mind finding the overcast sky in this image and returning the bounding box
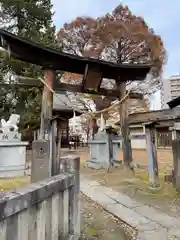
[52,0,178,109]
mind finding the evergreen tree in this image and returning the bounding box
[0,0,58,130]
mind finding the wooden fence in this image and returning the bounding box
[157,132,172,148]
[0,156,80,240]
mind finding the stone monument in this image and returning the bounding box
[0,114,28,178]
[86,117,121,169]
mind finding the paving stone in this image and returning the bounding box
[105,203,150,229]
[81,177,142,208]
[88,181,101,186]
[122,178,138,183]
[134,205,180,229]
[168,228,180,238]
[168,237,180,240]
[80,175,180,240]
[80,181,91,190]
[137,222,160,232]
[137,228,168,240]
[80,177,90,187]
[104,188,142,208]
[168,236,180,240]
[81,185,116,206]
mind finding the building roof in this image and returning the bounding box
[116,108,180,125]
[0,29,151,81]
[53,91,85,115]
[167,96,180,109]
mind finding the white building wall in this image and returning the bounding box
[130,126,146,149]
[161,78,171,109]
[119,125,146,149]
[161,75,180,109]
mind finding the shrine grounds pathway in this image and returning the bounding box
[79,148,180,218]
[81,175,180,240]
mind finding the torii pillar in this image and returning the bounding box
[31,70,55,182]
[118,82,133,169]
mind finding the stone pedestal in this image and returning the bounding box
[86,130,121,169]
[0,133,28,178]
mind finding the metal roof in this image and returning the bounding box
[116,108,180,125]
[53,92,85,114]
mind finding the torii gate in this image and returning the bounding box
[0,29,151,175]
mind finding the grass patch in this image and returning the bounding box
[86,227,98,237]
[81,164,180,200]
[0,176,30,192]
[80,149,180,217]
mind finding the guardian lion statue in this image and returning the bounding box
[0,114,20,133]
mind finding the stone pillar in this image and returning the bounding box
[50,118,57,176]
[56,119,62,166]
[170,122,180,190]
[145,123,159,188]
[59,156,80,240]
[32,70,54,182]
[31,140,51,183]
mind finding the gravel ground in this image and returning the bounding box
[80,193,136,240]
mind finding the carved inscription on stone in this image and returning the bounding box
[0,132,21,141]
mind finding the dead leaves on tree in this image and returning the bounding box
[57,4,166,87]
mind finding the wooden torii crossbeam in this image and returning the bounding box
[0,29,152,169]
[0,29,150,98]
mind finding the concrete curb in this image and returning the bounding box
[80,175,180,240]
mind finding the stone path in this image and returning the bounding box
[81,175,180,240]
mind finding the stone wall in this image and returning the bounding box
[0,156,80,240]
